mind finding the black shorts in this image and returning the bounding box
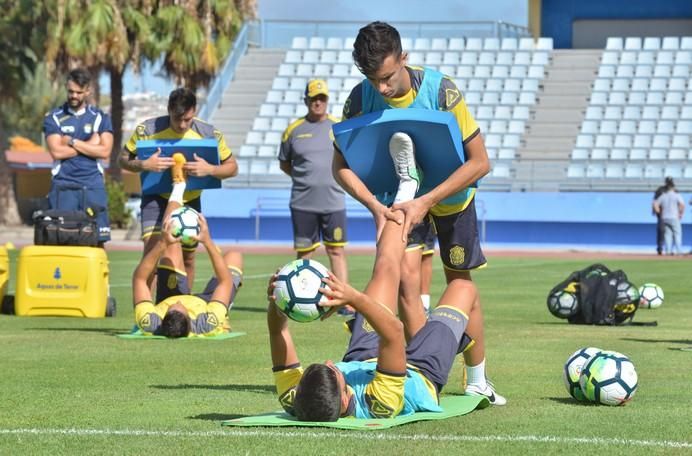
[141,195,201,251]
[406,217,436,255]
[431,199,487,271]
[48,183,111,243]
[290,208,348,252]
[156,265,242,305]
[342,307,471,391]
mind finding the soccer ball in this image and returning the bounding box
[579,351,638,406]
[563,347,602,402]
[169,206,201,246]
[273,259,330,323]
[638,283,664,309]
[615,281,640,305]
[547,290,579,318]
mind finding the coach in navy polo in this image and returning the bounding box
[43,68,114,245]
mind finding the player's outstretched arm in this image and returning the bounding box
[267,276,300,369]
[320,273,406,375]
[197,215,233,306]
[132,237,167,305]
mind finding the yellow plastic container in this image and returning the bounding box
[0,246,8,300]
[15,245,110,318]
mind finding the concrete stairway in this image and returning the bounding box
[511,50,601,191]
[209,48,286,152]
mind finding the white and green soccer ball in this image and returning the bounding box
[273,259,330,323]
[638,283,664,309]
[547,290,579,318]
[563,347,602,402]
[169,206,201,247]
[579,351,638,406]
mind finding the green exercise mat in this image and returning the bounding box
[222,395,489,430]
[117,329,245,340]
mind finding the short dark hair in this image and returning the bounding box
[160,310,191,338]
[67,68,91,88]
[352,21,403,76]
[167,88,197,118]
[293,364,341,422]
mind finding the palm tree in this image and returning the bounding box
[0,1,50,225]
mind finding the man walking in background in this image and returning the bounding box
[279,80,350,298]
[653,177,685,256]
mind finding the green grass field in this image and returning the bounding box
[1,250,691,455]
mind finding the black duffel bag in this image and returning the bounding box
[33,209,98,247]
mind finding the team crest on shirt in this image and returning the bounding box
[449,245,465,266]
[361,319,374,333]
[61,126,75,134]
[333,227,343,241]
[445,88,461,108]
[167,274,178,290]
[343,98,351,117]
[84,123,93,134]
[136,124,146,137]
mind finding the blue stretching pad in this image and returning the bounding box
[136,139,221,195]
[332,109,467,196]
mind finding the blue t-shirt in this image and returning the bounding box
[43,103,113,186]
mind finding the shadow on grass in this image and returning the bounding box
[545,397,597,406]
[151,383,275,394]
[189,413,249,421]
[25,327,127,335]
[621,337,692,345]
[230,306,266,314]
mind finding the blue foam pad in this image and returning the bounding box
[136,139,221,195]
[333,109,468,196]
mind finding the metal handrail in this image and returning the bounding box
[198,23,250,121]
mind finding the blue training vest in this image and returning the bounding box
[335,360,442,419]
[360,67,474,210]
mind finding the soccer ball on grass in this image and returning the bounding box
[547,290,579,318]
[563,346,602,402]
[273,259,330,322]
[638,283,664,309]
[579,351,638,406]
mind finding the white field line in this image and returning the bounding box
[0,428,690,449]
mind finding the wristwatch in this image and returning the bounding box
[68,137,76,147]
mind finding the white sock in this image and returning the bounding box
[169,182,186,204]
[421,294,430,312]
[466,358,488,388]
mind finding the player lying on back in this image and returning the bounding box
[132,168,242,338]
[267,139,479,420]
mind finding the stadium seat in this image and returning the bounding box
[610,149,628,160]
[264,132,282,146]
[497,148,515,160]
[246,131,263,145]
[661,106,680,119]
[448,38,464,51]
[296,63,313,76]
[620,51,637,65]
[319,52,337,65]
[531,52,549,66]
[308,37,326,49]
[624,163,643,178]
[253,117,270,131]
[266,90,283,103]
[637,51,655,65]
[485,78,503,92]
[668,149,686,160]
[291,37,308,49]
[643,37,661,50]
[674,51,691,64]
[502,135,520,148]
[474,66,491,78]
[571,148,589,160]
[630,79,647,91]
[504,79,521,92]
[649,149,667,160]
[484,134,502,148]
[605,163,624,178]
[633,135,651,148]
[677,120,692,134]
[604,106,621,120]
[600,120,617,134]
[598,65,615,78]
[414,37,431,51]
[601,51,618,65]
[278,64,294,76]
[614,135,632,148]
[476,106,493,119]
[672,134,690,148]
[289,77,307,90]
[492,66,510,78]
[567,163,586,178]
[484,38,500,51]
[605,37,623,50]
[519,37,535,50]
[277,104,294,117]
[657,51,674,64]
[681,37,692,50]
[685,166,692,179]
[624,37,642,50]
[522,79,539,92]
[257,145,277,158]
[478,52,494,65]
[238,145,257,157]
[629,149,647,161]
[590,92,607,105]
[466,38,483,51]
[514,52,531,65]
[618,120,637,134]
[491,163,511,178]
[595,135,613,148]
[495,106,512,120]
[622,107,641,120]
[664,164,683,178]
[343,37,355,49]
[527,66,544,78]
[337,51,352,64]
[284,91,301,103]
[536,37,553,50]
[465,92,481,106]
[661,36,679,50]
[460,52,478,65]
[591,148,609,160]
[510,66,528,78]
[501,38,518,50]
[431,38,448,51]
[501,92,519,105]
[259,103,277,117]
[425,52,443,65]
[628,92,645,104]
[672,64,689,77]
[682,106,692,119]
[326,37,343,50]
[634,64,652,78]
[586,163,604,178]
[285,50,301,63]
[272,78,289,91]
[512,106,530,120]
[400,37,414,51]
[649,78,667,91]
[656,120,675,133]
[489,120,507,133]
[408,52,424,65]
[271,118,288,132]
[644,163,664,178]
[581,120,598,134]
[268,161,285,175]
[443,51,460,65]
[294,104,308,117]
[249,159,269,176]
[576,134,594,148]
[508,120,525,134]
